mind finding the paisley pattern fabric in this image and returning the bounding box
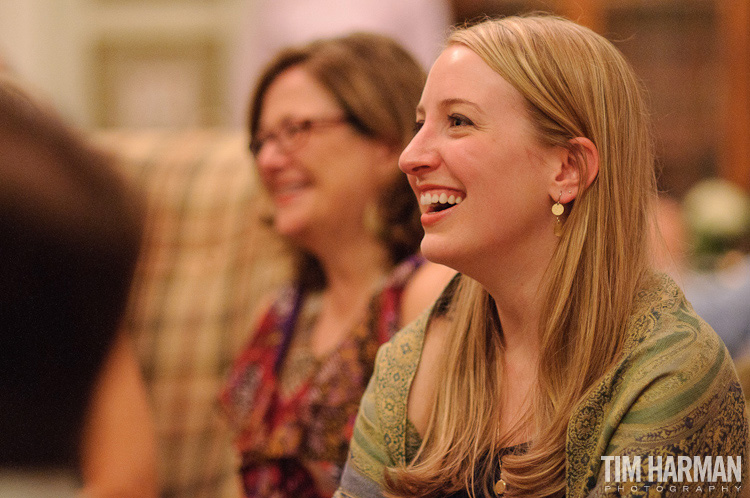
[221,256,424,498]
[335,273,748,497]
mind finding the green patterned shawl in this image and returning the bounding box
[334,273,748,497]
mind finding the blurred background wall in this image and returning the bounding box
[0,0,246,128]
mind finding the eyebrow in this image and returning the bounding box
[416,98,483,115]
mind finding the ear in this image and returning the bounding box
[549,137,599,204]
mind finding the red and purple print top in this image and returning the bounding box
[220,256,424,498]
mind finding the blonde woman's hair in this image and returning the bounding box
[386,14,657,498]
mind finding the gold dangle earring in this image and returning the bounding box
[552,192,564,237]
[494,457,506,495]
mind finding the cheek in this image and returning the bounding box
[467,146,542,194]
[258,169,273,188]
[328,148,387,189]
[318,163,375,211]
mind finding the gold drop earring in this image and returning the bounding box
[552,192,564,237]
[494,457,506,495]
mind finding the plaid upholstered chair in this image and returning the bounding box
[94,130,292,498]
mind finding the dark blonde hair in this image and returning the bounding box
[248,33,426,290]
[387,15,657,497]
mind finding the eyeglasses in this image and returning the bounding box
[249,116,350,157]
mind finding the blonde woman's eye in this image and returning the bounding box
[413,120,425,133]
[449,114,473,127]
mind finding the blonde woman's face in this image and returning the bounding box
[254,66,393,246]
[399,45,561,278]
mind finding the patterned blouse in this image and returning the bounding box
[220,256,424,498]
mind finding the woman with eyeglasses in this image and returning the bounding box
[220,33,454,498]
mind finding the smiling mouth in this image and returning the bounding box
[272,181,308,197]
[420,192,464,213]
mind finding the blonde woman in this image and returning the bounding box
[335,15,748,498]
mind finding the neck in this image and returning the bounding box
[311,230,391,315]
[471,232,558,355]
[491,278,543,356]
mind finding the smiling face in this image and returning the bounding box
[255,66,394,247]
[399,45,563,278]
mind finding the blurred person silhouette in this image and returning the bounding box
[654,181,750,359]
[228,0,452,127]
[0,76,158,497]
[219,33,455,498]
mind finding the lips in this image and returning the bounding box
[414,188,466,228]
[268,179,311,205]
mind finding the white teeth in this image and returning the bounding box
[275,182,306,195]
[420,192,464,206]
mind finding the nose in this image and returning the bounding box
[254,140,290,177]
[398,127,440,177]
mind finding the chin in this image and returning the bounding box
[420,237,462,271]
[273,215,308,241]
